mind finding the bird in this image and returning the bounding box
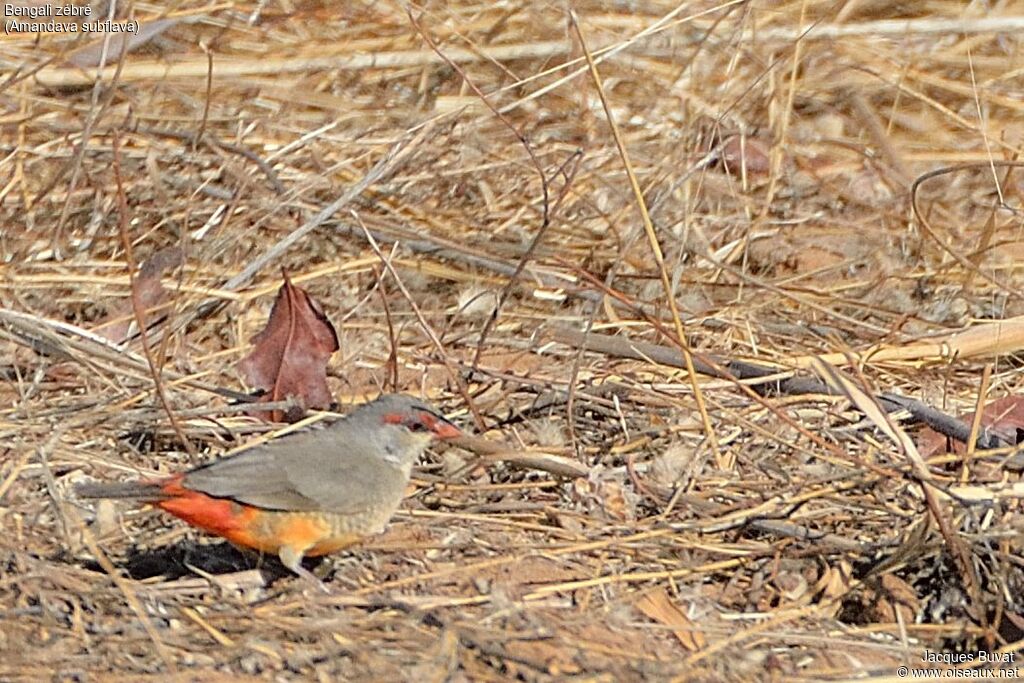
[76,394,462,590]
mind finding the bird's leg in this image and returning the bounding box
[279,545,330,594]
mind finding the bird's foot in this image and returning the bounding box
[279,546,331,594]
[293,563,331,594]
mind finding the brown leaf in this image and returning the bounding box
[95,246,183,343]
[871,574,921,624]
[816,560,854,603]
[647,441,691,490]
[848,574,921,625]
[720,135,771,176]
[238,272,339,422]
[635,588,706,651]
[599,479,632,520]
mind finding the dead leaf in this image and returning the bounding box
[816,560,854,608]
[648,441,691,489]
[720,135,771,177]
[635,588,706,651]
[94,499,118,538]
[597,479,634,521]
[238,272,339,422]
[452,284,497,317]
[869,574,921,624]
[95,246,183,343]
[774,568,810,604]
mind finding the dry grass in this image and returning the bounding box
[3,0,1024,680]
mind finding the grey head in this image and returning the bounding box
[331,393,462,470]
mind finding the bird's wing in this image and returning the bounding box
[182,426,406,513]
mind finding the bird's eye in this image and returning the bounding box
[408,421,429,433]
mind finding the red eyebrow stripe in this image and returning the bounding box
[381,411,438,427]
[381,410,461,438]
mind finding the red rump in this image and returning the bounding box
[155,474,261,544]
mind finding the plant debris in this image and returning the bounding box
[237,271,340,422]
[2,1,1023,680]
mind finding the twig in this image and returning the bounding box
[748,15,1024,42]
[452,434,589,479]
[570,11,721,465]
[962,365,993,484]
[112,133,197,459]
[0,308,255,404]
[33,40,574,87]
[71,510,177,671]
[810,358,985,626]
[47,0,127,242]
[911,161,1024,302]
[374,264,400,392]
[138,125,286,195]
[406,8,564,373]
[355,215,486,431]
[223,120,440,293]
[549,326,1012,450]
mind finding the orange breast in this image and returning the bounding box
[156,477,364,555]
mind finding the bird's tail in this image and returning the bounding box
[75,479,170,501]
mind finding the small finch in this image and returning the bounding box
[76,394,461,590]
